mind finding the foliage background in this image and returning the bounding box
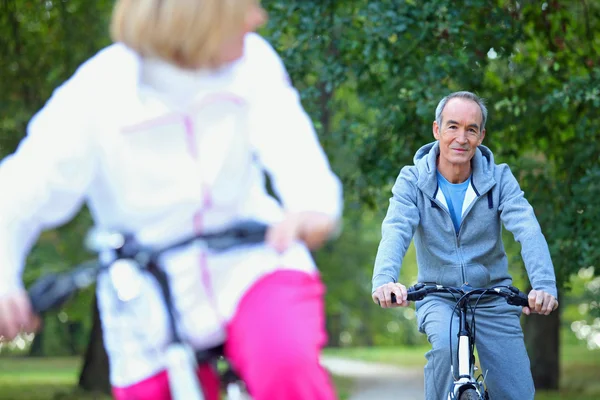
[1,0,599,391]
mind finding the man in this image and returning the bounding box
[371,91,558,399]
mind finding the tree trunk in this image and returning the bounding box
[523,309,560,390]
[326,313,342,347]
[78,295,111,394]
[67,322,83,355]
[28,321,45,357]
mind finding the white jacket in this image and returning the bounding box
[0,33,342,386]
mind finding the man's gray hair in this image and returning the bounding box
[435,91,488,131]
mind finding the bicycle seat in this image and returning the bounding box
[195,344,226,364]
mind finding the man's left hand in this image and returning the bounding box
[523,290,558,316]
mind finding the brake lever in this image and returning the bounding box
[507,285,520,294]
[506,291,529,307]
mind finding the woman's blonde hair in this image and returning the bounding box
[111,0,256,69]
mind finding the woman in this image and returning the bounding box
[0,0,342,399]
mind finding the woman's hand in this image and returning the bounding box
[266,211,337,253]
[0,289,40,341]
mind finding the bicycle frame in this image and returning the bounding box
[28,220,268,400]
[404,282,529,400]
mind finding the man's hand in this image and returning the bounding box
[523,289,558,316]
[372,282,409,308]
[0,289,40,341]
[266,211,337,253]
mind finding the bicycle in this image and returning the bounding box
[394,282,529,400]
[27,220,269,400]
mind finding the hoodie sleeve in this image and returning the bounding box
[0,72,96,298]
[246,34,342,220]
[372,167,421,292]
[498,165,557,298]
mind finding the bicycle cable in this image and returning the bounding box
[448,289,470,381]
[469,289,494,364]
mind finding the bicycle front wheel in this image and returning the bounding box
[459,388,480,400]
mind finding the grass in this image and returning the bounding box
[331,375,352,400]
[0,357,109,400]
[323,330,600,400]
[0,333,597,399]
[323,344,429,368]
[537,392,599,400]
[0,356,349,400]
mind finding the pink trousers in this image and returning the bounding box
[112,270,337,400]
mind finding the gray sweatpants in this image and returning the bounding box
[415,295,535,399]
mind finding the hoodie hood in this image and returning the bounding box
[413,141,497,199]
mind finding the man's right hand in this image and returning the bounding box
[0,289,40,341]
[372,282,409,308]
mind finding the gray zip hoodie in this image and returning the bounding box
[372,141,557,298]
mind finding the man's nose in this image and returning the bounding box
[455,130,468,143]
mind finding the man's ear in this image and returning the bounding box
[433,121,440,140]
[479,128,486,144]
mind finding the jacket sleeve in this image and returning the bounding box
[246,35,342,220]
[372,167,420,292]
[0,74,96,297]
[498,165,557,298]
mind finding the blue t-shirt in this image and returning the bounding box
[437,171,471,233]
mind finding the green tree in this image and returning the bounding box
[263,0,600,390]
[2,0,598,395]
[0,0,113,393]
[480,0,600,388]
[263,0,522,206]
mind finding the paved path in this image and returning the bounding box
[321,356,424,400]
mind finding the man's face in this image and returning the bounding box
[433,98,485,169]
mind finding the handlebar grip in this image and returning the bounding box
[28,261,99,314]
[233,220,269,237]
[389,287,427,303]
[406,288,427,302]
[185,220,268,253]
[28,274,76,314]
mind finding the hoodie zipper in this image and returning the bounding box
[456,183,495,242]
[428,195,467,283]
[429,184,491,285]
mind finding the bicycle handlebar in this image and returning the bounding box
[389,283,529,307]
[28,220,269,314]
[28,261,100,314]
